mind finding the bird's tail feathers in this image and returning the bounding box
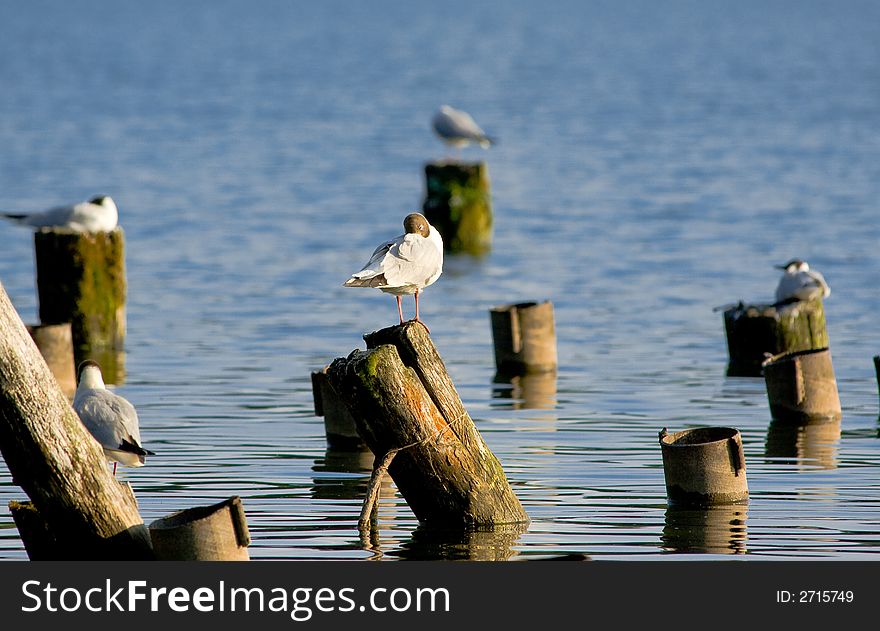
[344,274,387,288]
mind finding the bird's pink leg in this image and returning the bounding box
[396,295,404,324]
[413,289,430,333]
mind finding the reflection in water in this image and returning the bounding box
[80,347,125,386]
[765,418,842,470]
[310,447,395,501]
[491,371,557,410]
[662,504,748,554]
[389,522,529,561]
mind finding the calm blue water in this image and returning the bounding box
[1,0,879,560]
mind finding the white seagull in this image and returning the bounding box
[775,259,831,304]
[73,360,154,475]
[432,105,496,150]
[344,212,443,330]
[1,195,118,232]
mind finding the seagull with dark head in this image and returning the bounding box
[1,195,118,232]
[344,212,443,331]
[73,360,154,475]
[774,259,830,305]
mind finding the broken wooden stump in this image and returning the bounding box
[658,427,748,506]
[422,161,492,255]
[0,281,152,559]
[149,496,251,561]
[34,227,126,381]
[762,347,841,423]
[722,299,829,377]
[26,322,76,398]
[490,301,558,376]
[311,365,363,448]
[326,322,529,528]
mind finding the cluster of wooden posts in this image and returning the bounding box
[0,228,250,560]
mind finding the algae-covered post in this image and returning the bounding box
[34,227,126,381]
[0,281,152,560]
[722,299,829,377]
[422,161,492,255]
[326,322,529,529]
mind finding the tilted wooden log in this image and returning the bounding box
[422,161,492,255]
[722,299,829,377]
[0,281,152,559]
[326,322,529,527]
[34,227,126,381]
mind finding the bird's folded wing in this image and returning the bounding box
[382,233,442,287]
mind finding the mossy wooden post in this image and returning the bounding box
[26,322,76,398]
[722,299,829,376]
[149,496,251,561]
[34,227,126,382]
[312,365,363,448]
[0,281,152,560]
[326,322,529,527]
[423,161,492,255]
[490,301,558,376]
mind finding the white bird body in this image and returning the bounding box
[344,213,443,327]
[432,105,495,149]
[775,259,830,304]
[73,361,153,470]
[2,195,118,232]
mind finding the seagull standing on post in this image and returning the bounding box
[344,213,443,331]
[774,259,831,305]
[1,195,118,232]
[73,360,154,475]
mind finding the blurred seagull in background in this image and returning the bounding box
[73,360,154,476]
[432,105,496,151]
[1,195,118,232]
[344,212,443,331]
[774,259,830,304]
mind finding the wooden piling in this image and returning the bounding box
[34,227,126,376]
[874,355,880,403]
[761,348,841,423]
[722,299,829,377]
[326,322,529,527]
[26,322,76,398]
[490,301,558,375]
[0,281,152,560]
[311,366,363,448]
[149,496,251,561]
[423,161,492,255]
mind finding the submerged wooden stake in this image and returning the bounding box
[326,322,529,527]
[722,299,829,377]
[149,496,251,561]
[312,365,362,448]
[26,322,76,398]
[422,161,492,255]
[0,281,152,560]
[490,301,558,375]
[762,347,842,423]
[34,227,126,374]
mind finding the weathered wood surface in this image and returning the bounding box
[723,299,829,376]
[490,301,558,375]
[762,348,841,423]
[149,496,251,561]
[311,366,362,448]
[0,281,152,559]
[26,322,76,398]
[34,227,126,377]
[326,322,529,527]
[422,161,492,255]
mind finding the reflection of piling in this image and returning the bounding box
[722,300,828,376]
[34,227,126,376]
[26,323,76,398]
[659,427,748,506]
[312,366,363,448]
[149,496,251,561]
[492,371,557,410]
[423,161,492,255]
[661,504,748,554]
[765,417,841,470]
[490,301,558,376]
[762,348,841,423]
[326,322,529,527]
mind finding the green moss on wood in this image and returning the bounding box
[423,162,492,256]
